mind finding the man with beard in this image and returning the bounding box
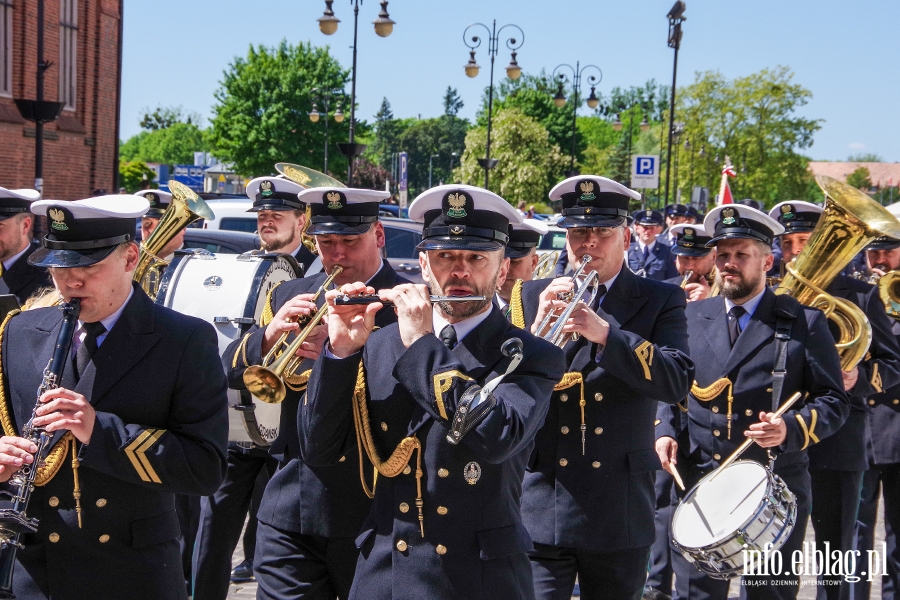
[663,224,717,303]
[767,200,900,600]
[220,187,406,600]
[628,209,679,281]
[300,185,565,600]
[496,219,548,320]
[245,176,317,273]
[656,205,850,600]
[512,175,694,600]
[0,187,50,305]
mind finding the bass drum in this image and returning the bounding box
[156,249,299,446]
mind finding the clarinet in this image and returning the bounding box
[0,299,81,599]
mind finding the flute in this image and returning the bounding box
[335,294,486,306]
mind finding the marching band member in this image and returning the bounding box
[223,187,408,600]
[300,185,565,599]
[245,176,317,273]
[0,187,50,305]
[513,176,694,600]
[657,205,849,599]
[768,201,900,599]
[856,235,900,600]
[496,218,548,318]
[658,203,698,247]
[134,190,185,259]
[627,209,679,281]
[663,223,717,303]
[0,195,228,599]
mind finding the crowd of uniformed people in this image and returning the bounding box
[0,166,896,600]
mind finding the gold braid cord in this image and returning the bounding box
[691,378,735,439]
[0,309,21,439]
[286,369,311,393]
[260,282,283,328]
[510,279,525,329]
[351,362,425,536]
[555,372,588,452]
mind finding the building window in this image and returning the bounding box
[0,0,12,98]
[59,0,77,109]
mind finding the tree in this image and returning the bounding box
[120,122,209,165]
[443,86,464,117]
[397,115,468,195]
[846,166,873,190]
[118,160,157,192]
[675,67,822,207]
[139,106,201,131]
[369,97,400,171]
[454,107,567,206]
[354,158,391,191]
[847,153,883,163]
[208,40,350,178]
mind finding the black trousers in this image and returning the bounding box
[856,463,900,600]
[253,521,359,600]
[672,461,812,600]
[529,542,651,600]
[192,443,275,600]
[175,493,201,594]
[646,470,676,594]
[809,468,864,600]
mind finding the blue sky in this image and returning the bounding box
[121,0,900,162]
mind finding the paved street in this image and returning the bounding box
[223,506,887,599]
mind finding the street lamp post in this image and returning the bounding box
[463,20,524,188]
[318,0,394,186]
[551,61,602,177]
[308,88,345,174]
[428,154,440,188]
[672,121,684,202]
[663,1,686,206]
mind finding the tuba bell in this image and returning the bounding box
[134,180,215,300]
[275,162,347,256]
[775,175,900,370]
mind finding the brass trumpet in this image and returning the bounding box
[680,271,694,288]
[535,255,600,347]
[875,271,900,320]
[532,251,559,280]
[243,265,343,404]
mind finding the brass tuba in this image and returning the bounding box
[873,271,900,320]
[134,181,215,299]
[775,176,900,370]
[275,163,347,256]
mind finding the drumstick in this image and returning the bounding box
[670,462,686,491]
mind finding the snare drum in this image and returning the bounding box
[156,249,299,446]
[672,460,797,579]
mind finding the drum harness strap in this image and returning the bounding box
[768,295,798,467]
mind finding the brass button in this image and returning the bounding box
[396,540,408,552]
[437,506,448,515]
[560,393,569,402]
[95,498,107,508]
[560,426,570,434]
[711,406,719,413]
[435,544,447,555]
[49,533,60,543]
[592,461,601,468]
[339,456,346,462]
[594,393,603,401]
[403,465,412,475]
[48,496,59,507]
[594,427,603,435]
[894,399,899,405]
[713,430,721,437]
[745,409,754,416]
[870,399,877,406]
[559,458,568,467]
[713,453,722,461]
[399,502,409,513]
[99,534,110,543]
[766,388,774,393]
[438,468,449,478]
[381,422,388,431]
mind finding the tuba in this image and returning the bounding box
[275,163,347,256]
[134,181,215,299]
[873,271,900,320]
[775,176,900,370]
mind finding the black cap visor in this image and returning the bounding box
[557,215,628,229]
[307,219,375,236]
[28,244,121,268]
[144,209,165,219]
[867,237,900,251]
[505,245,537,259]
[706,228,772,248]
[417,236,505,252]
[671,245,712,257]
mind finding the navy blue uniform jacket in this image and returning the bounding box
[0,284,228,600]
[865,318,900,466]
[627,241,679,281]
[517,267,694,552]
[0,242,51,305]
[301,307,565,600]
[223,260,406,538]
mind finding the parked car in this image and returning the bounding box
[537,225,567,256]
[182,229,260,254]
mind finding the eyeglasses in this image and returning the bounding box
[567,226,621,241]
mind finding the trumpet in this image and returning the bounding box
[874,270,900,320]
[680,271,694,288]
[243,265,343,404]
[532,251,559,280]
[335,294,486,306]
[535,255,600,347]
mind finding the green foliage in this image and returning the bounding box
[397,115,468,195]
[847,153,883,162]
[139,106,201,131]
[675,67,822,208]
[369,97,399,171]
[847,166,873,190]
[454,107,567,206]
[119,122,209,165]
[208,40,350,178]
[443,86,464,117]
[118,161,157,193]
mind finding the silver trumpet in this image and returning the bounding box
[535,255,600,347]
[335,294,486,306]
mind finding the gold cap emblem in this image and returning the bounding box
[326,191,343,209]
[260,180,274,198]
[446,192,467,218]
[48,208,68,231]
[579,180,596,201]
[721,207,737,225]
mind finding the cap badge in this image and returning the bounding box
[450,225,464,236]
[684,228,694,240]
[446,192,467,218]
[146,192,158,205]
[579,181,596,201]
[48,208,68,231]
[721,207,737,226]
[260,180,274,198]
[781,204,794,220]
[464,461,481,485]
[645,210,652,217]
[326,191,343,210]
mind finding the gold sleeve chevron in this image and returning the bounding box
[794,409,820,451]
[635,341,654,380]
[510,279,525,329]
[871,363,883,394]
[432,370,473,421]
[124,429,167,483]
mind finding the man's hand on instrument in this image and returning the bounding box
[0,437,37,483]
[325,283,380,358]
[841,367,859,392]
[263,293,318,355]
[745,411,787,448]
[655,436,678,475]
[531,277,573,336]
[560,302,610,346]
[379,284,433,349]
[685,279,710,302]
[33,388,96,444]
[293,324,329,361]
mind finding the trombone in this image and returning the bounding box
[243,265,343,404]
[535,255,600,347]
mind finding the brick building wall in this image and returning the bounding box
[0,0,121,200]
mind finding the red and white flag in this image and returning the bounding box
[717,157,736,206]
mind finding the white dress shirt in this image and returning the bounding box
[72,286,134,353]
[2,244,31,272]
[724,287,766,331]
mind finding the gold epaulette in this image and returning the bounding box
[691,378,735,439]
[510,279,525,329]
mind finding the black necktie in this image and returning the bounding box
[591,284,608,311]
[642,245,650,262]
[75,321,107,379]
[727,306,746,347]
[440,324,457,350]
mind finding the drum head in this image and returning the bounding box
[673,460,769,549]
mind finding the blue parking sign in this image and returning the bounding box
[631,155,660,189]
